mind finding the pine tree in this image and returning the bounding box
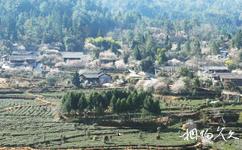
[233,30,242,49]
[176,42,181,51]
[133,45,142,60]
[72,71,80,88]
[210,41,220,55]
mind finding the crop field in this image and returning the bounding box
[0,96,240,149]
[0,98,196,149]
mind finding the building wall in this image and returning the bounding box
[99,74,112,84]
[222,79,242,87]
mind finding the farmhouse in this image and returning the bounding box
[157,66,181,75]
[8,51,37,67]
[201,66,230,74]
[79,70,112,86]
[1,55,8,62]
[222,90,241,101]
[100,57,117,65]
[219,73,242,87]
[99,51,117,65]
[61,52,84,62]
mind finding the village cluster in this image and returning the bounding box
[1,40,242,102]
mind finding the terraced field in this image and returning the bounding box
[0,98,196,149]
[1,94,241,149]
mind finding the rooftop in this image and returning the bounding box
[12,50,34,55]
[61,52,84,59]
[9,55,36,61]
[219,73,242,80]
[202,66,229,71]
[79,70,105,79]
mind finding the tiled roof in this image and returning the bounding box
[202,66,228,71]
[9,55,36,61]
[79,70,105,79]
[219,73,242,80]
[61,52,84,59]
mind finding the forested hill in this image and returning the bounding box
[0,0,241,51]
[102,0,242,28]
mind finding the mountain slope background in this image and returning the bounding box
[0,0,241,51]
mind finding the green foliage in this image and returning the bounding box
[86,37,121,54]
[46,75,57,86]
[191,39,201,56]
[176,42,181,51]
[0,40,12,55]
[72,71,80,88]
[0,0,241,49]
[179,67,193,78]
[191,77,200,89]
[141,57,155,74]
[62,92,86,114]
[239,52,242,62]
[133,46,142,60]
[143,96,161,115]
[164,35,172,50]
[156,48,167,65]
[61,89,160,115]
[183,41,191,57]
[233,30,242,49]
[210,41,220,55]
[0,0,115,50]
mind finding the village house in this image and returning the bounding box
[8,51,37,68]
[204,71,242,88]
[199,66,230,83]
[221,90,241,102]
[61,52,85,62]
[79,70,112,86]
[1,55,8,63]
[100,57,117,65]
[201,66,230,74]
[219,73,242,87]
[99,51,117,66]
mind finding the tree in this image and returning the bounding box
[86,37,121,54]
[78,94,88,113]
[88,92,106,113]
[171,78,186,94]
[61,90,160,115]
[165,35,172,50]
[191,39,201,56]
[156,48,167,65]
[233,30,242,49]
[179,67,193,78]
[143,96,161,115]
[176,42,181,51]
[62,93,72,114]
[133,45,142,60]
[62,92,89,114]
[184,40,191,55]
[123,52,130,64]
[72,72,80,88]
[64,36,77,51]
[46,75,57,86]
[0,40,12,55]
[239,51,242,62]
[70,92,80,112]
[141,57,155,74]
[110,95,117,113]
[210,41,220,55]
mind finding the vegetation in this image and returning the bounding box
[72,71,81,88]
[86,37,121,55]
[62,90,161,115]
[0,0,242,149]
[0,0,242,67]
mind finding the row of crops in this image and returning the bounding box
[0,98,196,149]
